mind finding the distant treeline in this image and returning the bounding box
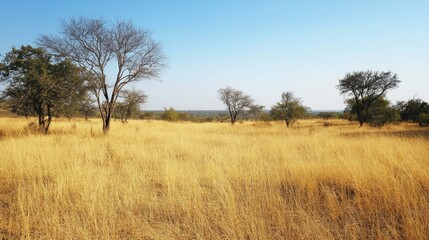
[1,101,428,128]
[117,108,344,123]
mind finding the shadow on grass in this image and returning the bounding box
[340,129,429,140]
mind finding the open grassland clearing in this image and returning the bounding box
[0,118,428,239]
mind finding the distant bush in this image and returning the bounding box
[160,107,179,122]
[178,112,191,121]
[318,112,340,119]
[203,116,215,122]
[258,112,272,122]
[139,111,155,120]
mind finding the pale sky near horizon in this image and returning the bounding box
[1,1,428,110]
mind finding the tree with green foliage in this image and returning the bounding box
[345,97,399,127]
[337,70,400,127]
[0,45,86,133]
[270,92,309,127]
[39,17,166,134]
[395,98,429,123]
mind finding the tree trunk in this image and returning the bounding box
[38,114,43,126]
[102,104,114,134]
[36,105,52,134]
[231,113,238,125]
[43,117,52,134]
[43,105,52,134]
[228,109,236,125]
[285,117,290,127]
[357,112,364,127]
[103,116,111,134]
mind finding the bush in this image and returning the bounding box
[367,107,400,127]
[139,112,155,120]
[258,112,272,122]
[395,98,429,122]
[178,112,191,121]
[318,112,339,119]
[323,122,333,127]
[345,97,400,127]
[160,107,179,122]
[419,113,429,127]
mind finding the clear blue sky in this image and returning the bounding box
[1,1,428,110]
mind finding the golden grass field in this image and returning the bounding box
[0,117,428,239]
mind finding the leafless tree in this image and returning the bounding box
[218,86,254,125]
[38,17,166,133]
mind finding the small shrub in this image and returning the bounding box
[323,122,333,127]
[0,129,6,139]
[24,122,42,134]
[71,123,77,132]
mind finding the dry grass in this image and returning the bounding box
[0,117,428,239]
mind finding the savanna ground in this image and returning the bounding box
[0,117,428,239]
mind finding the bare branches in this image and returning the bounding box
[38,17,166,133]
[218,86,254,124]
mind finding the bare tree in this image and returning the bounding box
[337,70,400,127]
[38,17,166,133]
[218,86,254,125]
